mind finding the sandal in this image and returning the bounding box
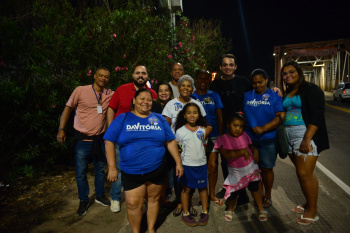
[258,210,268,222]
[210,200,226,208]
[262,197,272,208]
[189,206,198,217]
[224,210,234,222]
[292,205,305,214]
[173,208,182,217]
[297,214,319,225]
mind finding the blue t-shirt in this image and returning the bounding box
[191,90,224,137]
[283,95,305,126]
[103,112,175,174]
[243,89,284,140]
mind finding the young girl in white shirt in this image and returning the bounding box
[174,103,212,227]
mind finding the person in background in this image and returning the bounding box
[169,62,185,98]
[281,61,329,225]
[151,81,175,210]
[57,68,113,216]
[106,65,157,213]
[243,68,285,208]
[104,89,183,233]
[191,70,225,208]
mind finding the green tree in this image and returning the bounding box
[0,0,230,181]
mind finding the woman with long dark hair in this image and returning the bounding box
[281,61,329,225]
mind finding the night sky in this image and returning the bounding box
[183,0,350,77]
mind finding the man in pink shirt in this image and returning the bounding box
[106,65,157,213]
[57,68,113,216]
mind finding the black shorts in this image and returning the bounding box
[227,181,260,200]
[121,158,168,191]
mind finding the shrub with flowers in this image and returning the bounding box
[0,0,230,181]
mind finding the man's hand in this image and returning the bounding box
[57,130,66,145]
[252,126,265,135]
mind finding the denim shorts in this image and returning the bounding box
[285,125,318,159]
[252,138,277,168]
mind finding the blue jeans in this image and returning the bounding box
[75,140,106,201]
[110,143,122,201]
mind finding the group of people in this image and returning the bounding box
[57,54,329,233]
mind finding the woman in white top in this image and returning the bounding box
[162,75,206,217]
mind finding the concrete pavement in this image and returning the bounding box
[30,154,350,233]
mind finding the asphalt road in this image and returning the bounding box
[320,92,350,187]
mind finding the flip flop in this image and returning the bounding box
[297,214,319,225]
[210,200,226,208]
[292,205,305,214]
[262,197,272,208]
[258,210,268,222]
[224,210,234,222]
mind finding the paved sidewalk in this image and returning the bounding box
[30,153,350,233]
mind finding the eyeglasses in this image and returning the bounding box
[281,69,297,77]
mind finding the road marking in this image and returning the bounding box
[316,161,350,196]
[326,103,350,113]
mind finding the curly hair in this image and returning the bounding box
[174,102,209,132]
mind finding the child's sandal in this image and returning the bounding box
[259,210,268,222]
[224,210,234,222]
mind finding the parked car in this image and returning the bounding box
[333,82,350,102]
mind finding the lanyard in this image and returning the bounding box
[92,85,102,105]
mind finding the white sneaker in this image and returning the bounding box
[110,200,120,213]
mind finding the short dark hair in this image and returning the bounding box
[195,70,210,79]
[250,68,269,81]
[221,54,237,66]
[130,89,152,110]
[133,65,148,73]
[96,67,110,73]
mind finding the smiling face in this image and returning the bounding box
[195,72,210,92]
[252,74,268,94]
[157,84,171,103]
[171,63,184,82]
[133,91,152,115]
[132,66,149,88]
[220,57,237,77]
[179,80,193,98]
[227,118,244,137]
[184,105,199,126]
[94,69,110,88]
[282,65,299,87]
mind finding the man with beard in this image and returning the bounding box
[106,65,157,213]
[169,62,185,98]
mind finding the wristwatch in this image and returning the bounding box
[58,128,65,131]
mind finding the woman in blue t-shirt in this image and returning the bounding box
[191,70,225,208]
[243,69,285,209]
[104,89,184,233]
